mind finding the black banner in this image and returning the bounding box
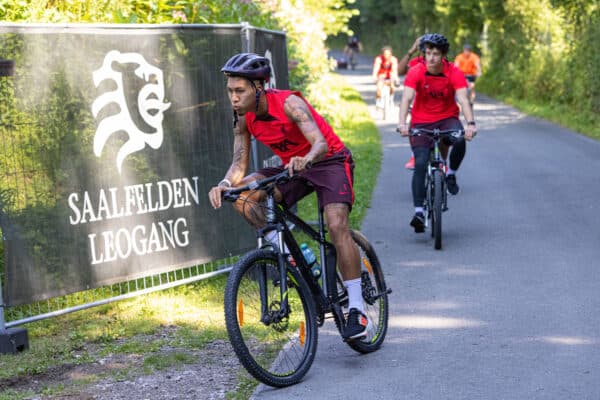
[0,24,288,305]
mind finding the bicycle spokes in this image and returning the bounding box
[225,251,317,386]
[346,231,389,352]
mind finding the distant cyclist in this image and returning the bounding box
[397,34,477,233]
[372,46,399,108]
[343,36,363,69]
[454,44,481,105]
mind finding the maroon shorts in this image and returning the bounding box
[256,148,355,210]
[410,117,463,148]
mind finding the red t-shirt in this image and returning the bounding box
[403,59,467,124]
[375,55,398,79]
[408,56,424,68]
[245,90,345,164]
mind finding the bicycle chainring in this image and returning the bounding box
[361,271,377,305]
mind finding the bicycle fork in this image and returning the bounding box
[255,195,292,325]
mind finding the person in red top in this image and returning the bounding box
[372,46,399,106]
[397,36,425,170]
[208,53,370,340]
[397,34,477,233]
[398,36,424,76]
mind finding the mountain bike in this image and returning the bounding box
[410,128,464,250]
[222,170,390,387]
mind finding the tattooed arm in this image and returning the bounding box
[208,117,251,209]
[283,94,329,173]
[223,116,251,185]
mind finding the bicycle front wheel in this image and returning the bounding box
[347,230,389,353]
[433,170,443,250]
[383,89,394,120]
[224,249,318,387]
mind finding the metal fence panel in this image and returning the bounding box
[0,23,286,306]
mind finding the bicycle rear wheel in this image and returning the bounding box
[224,249,318,387]
[346,230,389,353]
[433,170,443,250]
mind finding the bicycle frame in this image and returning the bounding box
[425,134,447,222]
[410,128,464,226]
[253,182,344,327]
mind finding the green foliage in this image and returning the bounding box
[296,73,381,228]
[351,0,600,141]
[0,0,275,26]
[261,0,358,92]
[0,0,356,94]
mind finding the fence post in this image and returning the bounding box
[0,58,29,354]
[240,22,261,173]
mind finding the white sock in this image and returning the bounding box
[265,230,289,253]
[345,278,364,313]
[415,207,424,214]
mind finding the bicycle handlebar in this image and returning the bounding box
[395,127,465,139]
[409,128,464,137]
[222,170,291,202]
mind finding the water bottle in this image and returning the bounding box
[300,243,321,278]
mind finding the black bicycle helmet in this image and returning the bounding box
[419,33,450,54]
[221,52,271,82]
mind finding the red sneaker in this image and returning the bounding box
[404,156,415,170]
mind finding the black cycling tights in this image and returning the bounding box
[412,139,466,207]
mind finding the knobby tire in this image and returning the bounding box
[224,249,318,387]
[335,230,389,353]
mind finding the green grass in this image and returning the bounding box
[299,73,382,227]
[0,72,381,399]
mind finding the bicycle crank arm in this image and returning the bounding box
[371,288,393,301]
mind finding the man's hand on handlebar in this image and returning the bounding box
[465,124,477,141]
[208,183,230,209]
[285,156,312,176]
[397,123,410,137]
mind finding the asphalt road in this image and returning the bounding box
[252,54,600,400]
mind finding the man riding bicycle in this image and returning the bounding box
[372,46,399,108]
[397,34,477,233]
[343,36,362,68]
[208,53,370,340]
[454,44,481,105]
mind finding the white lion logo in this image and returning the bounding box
[264,50,277,89]
[91,50,171,174]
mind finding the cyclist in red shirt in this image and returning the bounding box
[397,34,477,233]
[208,53,370,340]
[372,46,399,107]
